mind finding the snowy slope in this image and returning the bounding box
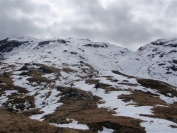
[0,37,177,133]
[1,37,177,86]
[135,38,177,86]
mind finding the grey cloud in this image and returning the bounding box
[0,0,36,14]
[0,13,43,39]
[50,0,163,48]
[165,0,177,17]
[0,0,51,39]
[0,0,176,51]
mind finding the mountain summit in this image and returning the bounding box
[0,37,177,133]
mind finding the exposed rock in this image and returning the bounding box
[62,88,86,100]
[70,51,77,55]
[84,43,108,48]
[0,38,26,53]
[38,40,55,46]
[18,66,28,71]
[57,39,66,43]
[38,39,66,46]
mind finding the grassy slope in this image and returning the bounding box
[0,110,59,133]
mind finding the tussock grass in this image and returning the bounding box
[170,125,177,128]
[119,90,177,124]
[62,67,76,73]
[20,108,44,117]
[151,102,177,124]
[118,90,166,106]
[112,70,135,78]
[8,64,16,68]
[85,79,120,93]
[137,78,177,97]
[0,85,28,94]
[20,69,42,76]
[0,72,14,85]
[85,79,99,85]
[3,95,35,111]
[18,63,61,76]
[0,110,59,133]
[81,63,99,76]
[102,76,119,82]
[27,76,51,83]
[140,103,177,124]
[33,63,61,75]
[42,88,145,133]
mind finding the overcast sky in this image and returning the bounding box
[0,0,176,51]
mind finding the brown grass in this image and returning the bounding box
[85,79,120,93]
[118,90,166,106]
[112,70,135,78]
[151,102,177,123]
[18,63,62,86]
[0,85,28,95]
[20,69,42,76]
[81,63,99,77]
[8,64,16,68]
[62,67,76,73]
[18,63,61,78]
[83,63,98,73]
[118,90,177,124]
[170,125,177,128]
[140,103,177,124]
[42,88,145,133]
[20,108,44,117]
[102,76,118,82]
[85,79,99,85]
[0,110,59,133]
[118,82,138,86]
[137,78,177,97]
[3,95,35,111]
[33,63,61,75]
[27,76,51,83]
[0,72,14,85]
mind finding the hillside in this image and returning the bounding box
[0,37,177,133]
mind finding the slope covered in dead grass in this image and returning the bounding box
[118,90,166,106]
[0,110,59,133]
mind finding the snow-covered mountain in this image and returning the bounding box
[0,37,177,133]
[1,37,177,86]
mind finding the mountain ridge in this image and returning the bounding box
[1,37,176,86]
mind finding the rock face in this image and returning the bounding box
[0,38,26,52]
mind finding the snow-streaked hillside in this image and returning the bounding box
[0,37,177,133]
[135,38,177,86]
[1,37,177,86]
